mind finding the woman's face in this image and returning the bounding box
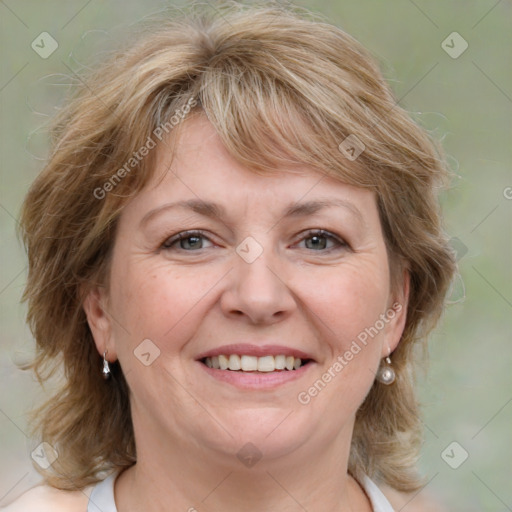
[86,115,408,466]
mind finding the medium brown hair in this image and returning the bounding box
[18,1,456,492]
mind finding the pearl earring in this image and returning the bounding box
[102,350,111,379]
[376,350,396,385]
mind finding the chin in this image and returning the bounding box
[197,407,320,464]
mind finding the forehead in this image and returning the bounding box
[139,115,377,213]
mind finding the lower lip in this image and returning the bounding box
[196,360,315,390]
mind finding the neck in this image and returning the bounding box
[115,415,372,511]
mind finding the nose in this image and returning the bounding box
[220,245,297,325]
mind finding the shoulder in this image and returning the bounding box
[380,484,449,512]
[1,484,89,512]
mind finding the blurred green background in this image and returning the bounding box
[1,1,510,510]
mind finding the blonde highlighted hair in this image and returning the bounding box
[19,1,456,492]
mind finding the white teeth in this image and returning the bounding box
[228,354,241,370]
[257,355,275,372]
[241,355,258,371]
[203,354,306,372]
[218,355,229,370]
[274,355,286,370]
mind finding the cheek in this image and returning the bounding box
[109,259,221,347]
[295,265,389,421]
[298,259,391,348]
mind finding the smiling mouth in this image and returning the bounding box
[201,354,313,372]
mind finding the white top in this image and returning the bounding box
[87,471,395,512]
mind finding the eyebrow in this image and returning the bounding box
[140,197,365,228]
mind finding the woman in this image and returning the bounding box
[4,2,455,511]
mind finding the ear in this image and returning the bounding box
[382,268,410,358]
[82,285,117,362]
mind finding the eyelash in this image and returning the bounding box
[160,229,349,253]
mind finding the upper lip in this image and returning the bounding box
[196,343,315,361]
